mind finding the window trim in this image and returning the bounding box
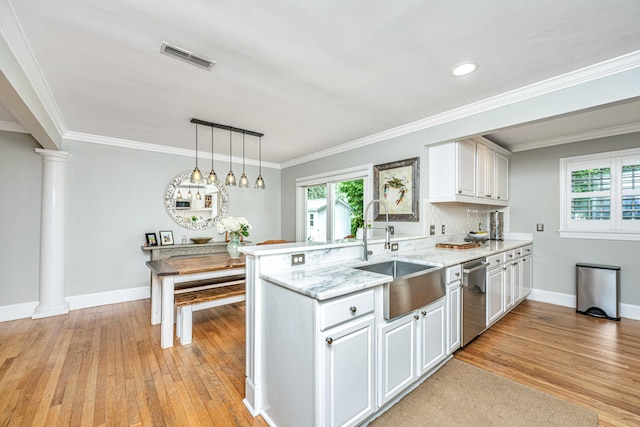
[559,147,640,241]
[295,164,373,242]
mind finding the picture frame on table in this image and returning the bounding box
[373,157,419,222]
[159,230,174,246]
[145,232,158,247]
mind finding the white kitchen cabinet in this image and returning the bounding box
[504,260,515,312]
[487,265,505,326]
[495,152,509,201]
[521,254,532,299]
[377,313,417,406]
[377,297,447,407]
[445,265,462,355]
[416,297,447,376]
[322,315,375,427]
[429,137,509,206]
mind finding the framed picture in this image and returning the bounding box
[205,194,212,208]
[145,232,158,247]
[373,157,419,222]
[159,230,174,246]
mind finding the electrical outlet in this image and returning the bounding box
[442,225,446,234]
[391,243,399,252]
[388,226,395,236]
[291,253,305,266]
[430,225,435,235]
[536,223,544,232]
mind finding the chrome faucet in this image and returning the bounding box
[363,199,391,261]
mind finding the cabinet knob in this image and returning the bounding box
[455,272,460,277]
[458,190,462,194]
[414,314,420,320]
[349,306,357,313]
[421,311,427,316]
[486,194,492,198]
[497,196,501,199]
[508,254,513,258]
[326,337,333,345]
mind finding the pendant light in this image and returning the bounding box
[255,136,265,190]
[176,189,183,199]
[239,131,250,188]
[191,124,203,183]
[207,126,219,185]
[225,129,237,186]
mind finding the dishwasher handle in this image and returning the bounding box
[463,261,489,274]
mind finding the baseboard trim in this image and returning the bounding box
[527,288,640,321]
[0,286,150,322]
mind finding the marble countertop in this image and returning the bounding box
[261,239,532,301]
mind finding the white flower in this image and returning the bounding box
[216,216,252,237]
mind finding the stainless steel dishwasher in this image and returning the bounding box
[462,258,488,347]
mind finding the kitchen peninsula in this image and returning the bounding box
[240,234,533,427]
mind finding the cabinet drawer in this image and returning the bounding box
[446,265,462,283]
[521,245,533,256]
[319,289,375,331]
[486,252,505,268]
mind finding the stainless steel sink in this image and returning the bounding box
[354,260,445,320]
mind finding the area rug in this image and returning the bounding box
[369,358,598,427]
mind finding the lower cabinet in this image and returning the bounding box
[446,281,461,354]
[321,315,375,427]
[487,265,505,326]
[521,254,532,298]
[377,297,446,406]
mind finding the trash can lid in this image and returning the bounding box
[576,263,621,270]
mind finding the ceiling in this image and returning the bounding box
[1,0,640,166]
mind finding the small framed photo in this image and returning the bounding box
[145,232,158,247]
[159,230,174,246]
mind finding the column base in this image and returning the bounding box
[32,302,70,319]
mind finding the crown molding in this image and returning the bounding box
[0,0,68,137]
[0,119,27,133]
[282,50,640,168]
[63,130,281,169]
[507,122,640,153]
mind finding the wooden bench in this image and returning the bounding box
[174,281,246,345]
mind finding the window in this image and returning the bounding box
[296,165,372,243]
[560,148,640,240]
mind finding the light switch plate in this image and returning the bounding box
[391,243,399,251]
[430,225,435,235]
[536,223,544,232]
[442,225,446,234]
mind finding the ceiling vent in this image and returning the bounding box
[160,42,215,70]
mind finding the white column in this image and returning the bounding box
[32,149,70,319]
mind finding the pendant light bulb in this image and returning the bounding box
[208,126,219,185]
[225,129,237,186]
[191,124,203,183]
[196,190,201,200]
[255,136,266,189]
[176,189,183,199]
[187,189,192,200]
[239,132,250,188]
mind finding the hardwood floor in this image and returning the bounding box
[1,298,638,426]
[456,300,640,427]
[0,300,267,427]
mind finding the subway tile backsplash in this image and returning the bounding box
[424,201,490,235]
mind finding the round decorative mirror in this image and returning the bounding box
[165,170,229,230]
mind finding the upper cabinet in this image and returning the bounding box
[429,136,510,206]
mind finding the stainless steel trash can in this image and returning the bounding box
[576,263,620,321]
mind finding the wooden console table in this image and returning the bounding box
[146,253,246,348]
[141,241,230,260]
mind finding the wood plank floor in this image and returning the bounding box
[456,300,640,427]
[1,298,638,426]
[0,300,267,427]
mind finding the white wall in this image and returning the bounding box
[510,132,640,306]
[0,131,281,315]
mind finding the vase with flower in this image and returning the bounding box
[216,216,252,258]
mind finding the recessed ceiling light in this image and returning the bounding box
[451,61,478,77]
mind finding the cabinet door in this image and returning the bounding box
[476,144,495,199]
[416,298,446,376]
[456,140,476,196]
[514,258,523,304]
[504,262,515,312]
[377,313,417,406]
[321,315,375,427]
[521,255,532,298]
[487,267,504,326]
[447,282,461,354]
[495,153,509,201]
